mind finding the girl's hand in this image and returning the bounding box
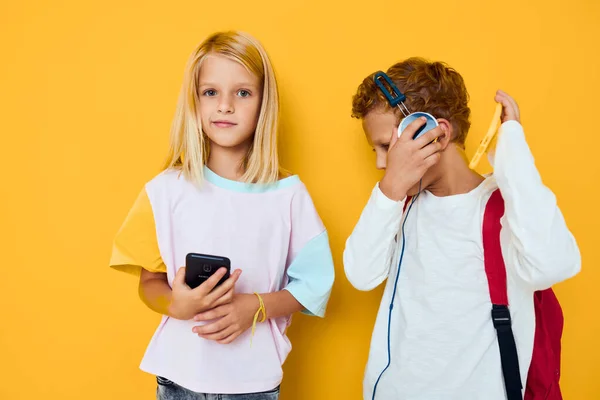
[192,294,260,344]
[168,267,241,320]
[495,90,521,123]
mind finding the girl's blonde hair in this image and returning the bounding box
[163,31,282,185]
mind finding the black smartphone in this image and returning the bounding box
[185,253,231,289]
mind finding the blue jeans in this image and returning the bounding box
[156,376,280,400]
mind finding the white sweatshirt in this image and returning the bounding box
[343,121,581,400]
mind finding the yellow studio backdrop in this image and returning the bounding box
[1,0,598,399]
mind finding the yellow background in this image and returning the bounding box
[1,0,598,398]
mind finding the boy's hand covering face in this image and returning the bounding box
[379,117,446,201]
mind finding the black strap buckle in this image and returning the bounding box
[490,304,523,399]
[491,304,512,329]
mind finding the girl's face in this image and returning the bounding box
[198,54,262,152]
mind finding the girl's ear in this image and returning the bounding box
[436,118,453,150]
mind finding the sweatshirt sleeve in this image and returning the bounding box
[492,121,581,290]
[343,183,405,291]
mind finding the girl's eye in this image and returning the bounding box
[203,89,217,96]
[237,90,251,98]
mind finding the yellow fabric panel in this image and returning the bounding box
[109,187,167,276]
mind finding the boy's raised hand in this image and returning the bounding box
[495,90,520,123]
[379,117,445,201]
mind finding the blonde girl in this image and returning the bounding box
[110,31,335,400]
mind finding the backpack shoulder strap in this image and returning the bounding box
[403,196,412,214]
[483,189,523,400]
[483,189,509,305]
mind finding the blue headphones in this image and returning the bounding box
[373,71,439,139]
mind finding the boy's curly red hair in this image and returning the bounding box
[351,58,471,146]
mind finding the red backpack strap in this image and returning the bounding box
[483,189,523,400]
[403,196,412,214]
[483,190,509,305]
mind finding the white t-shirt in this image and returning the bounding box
[343,121,581,400]
[110,168,335,394]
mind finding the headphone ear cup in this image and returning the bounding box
[398,112,439,139]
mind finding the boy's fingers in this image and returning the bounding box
[419,140,443,159]
[495,94,515,121]
[496,90,520,121]
[506,94,520,120]
[398,117,427,143]
[414,126,445,149]
[423,152,442,168]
